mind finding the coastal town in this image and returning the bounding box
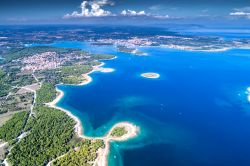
[21,51,90,71]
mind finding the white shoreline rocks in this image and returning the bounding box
[141,72,160,79]
[247,87,250,102]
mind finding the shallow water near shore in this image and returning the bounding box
[41,40,250,166]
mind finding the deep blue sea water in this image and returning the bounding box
[44,41,250,166]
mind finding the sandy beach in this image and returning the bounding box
[108,122,139,141]
[78,62,114,85]
[46,88,84,137]
[46,62,115,137]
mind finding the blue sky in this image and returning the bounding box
[1,0,250,25]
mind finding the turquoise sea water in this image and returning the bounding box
[45,41,250,166]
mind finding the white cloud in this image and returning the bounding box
[153,15,170,19]
[121,10,147,16]
[64,0,114,18]
[120,10,170,19]
[64,0,171,19]
[229,7,250,19]
[230,12,250,16]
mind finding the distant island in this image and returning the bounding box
[117,46,147,56]
[141,72,160,79]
